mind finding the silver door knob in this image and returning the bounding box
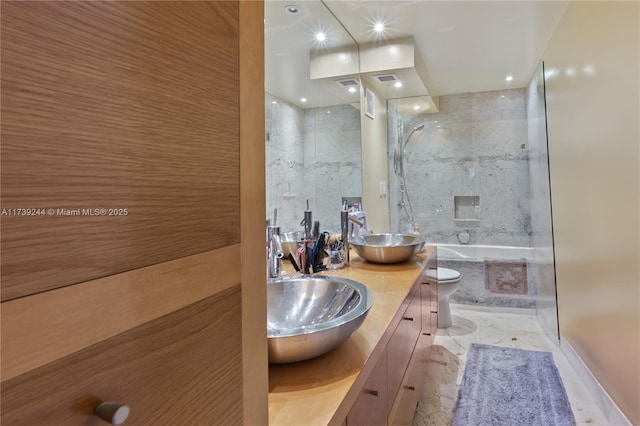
[94,402,130,425]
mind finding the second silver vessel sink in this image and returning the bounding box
[350,233,425,264]
[267,276,374,364]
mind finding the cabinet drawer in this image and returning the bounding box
[386,285,421,411]
[347,348,388,426]
[430,312,438,343]
[388,333,431,426]
[420,282,437,333]
[1,286,242,426]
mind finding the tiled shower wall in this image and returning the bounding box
[388,89,532,247]
[266,93,361,233]
[389,89,534,308]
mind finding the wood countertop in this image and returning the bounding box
[268,246,436,426]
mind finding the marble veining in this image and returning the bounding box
[412,305,610,426]
[388,88,531,248]
[266,94,361,233]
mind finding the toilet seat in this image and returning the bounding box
[427,267,461,283]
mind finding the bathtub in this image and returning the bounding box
[435,244,532,261]
[433,244,535,309]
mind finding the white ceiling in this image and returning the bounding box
[265,1,360,109]
[265,0,568,108]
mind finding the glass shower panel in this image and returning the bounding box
[526,61,560,343]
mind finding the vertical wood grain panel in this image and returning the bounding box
[239,1,268,424]
[1,286,243,426]
[1,1,240,301]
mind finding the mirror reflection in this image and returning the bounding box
[265,1,362,233]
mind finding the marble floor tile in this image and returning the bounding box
[413,304,610,426]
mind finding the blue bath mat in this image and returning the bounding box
[452,343,575,426]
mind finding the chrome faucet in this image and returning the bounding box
[267,225,283,279]
[348,215,364,239]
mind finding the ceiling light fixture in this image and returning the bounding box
[284,5,300,14]
[505,75,513,82]
[271,101,277,104]
[348,87,357,93]
[300,98,307,103]
[374,22,385,33]
[394,81,403,88]
[413,105,420,111]
[315,32,326,42]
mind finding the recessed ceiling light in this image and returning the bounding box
[505,75,513,82]
[326,110,331,114]
[300,97,307,103]
[374,22,385,33]
[413,105,420,111]
[284,5,300,14]
[394,81,403,88]
[315,32,326,42]
[434,120,438,123]
[348,87,357,93]
[271,101,277,104]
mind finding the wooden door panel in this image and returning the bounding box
[1,285,243,426]
[1,1,240,300]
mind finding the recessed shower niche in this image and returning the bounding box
[454,196,480,223]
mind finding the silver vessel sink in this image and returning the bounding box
[267,276,374,363]
[280,231,304,257]
[350,233,425,264]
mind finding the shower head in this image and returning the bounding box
[403,123,425,150]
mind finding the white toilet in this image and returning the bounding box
[427,267,461,328]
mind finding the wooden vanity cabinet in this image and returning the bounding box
[347,252,438,426]
[386,284,421,412]
[388,333,431,425]
[421,264,438,343]
[346,348,389,426]
[389,253,438,425]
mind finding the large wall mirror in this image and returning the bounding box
[265,1,361,233]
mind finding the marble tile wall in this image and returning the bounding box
[388,89,532,247]
[266,94,361,234]
[265,93,305,232]
[303,104,362,233]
